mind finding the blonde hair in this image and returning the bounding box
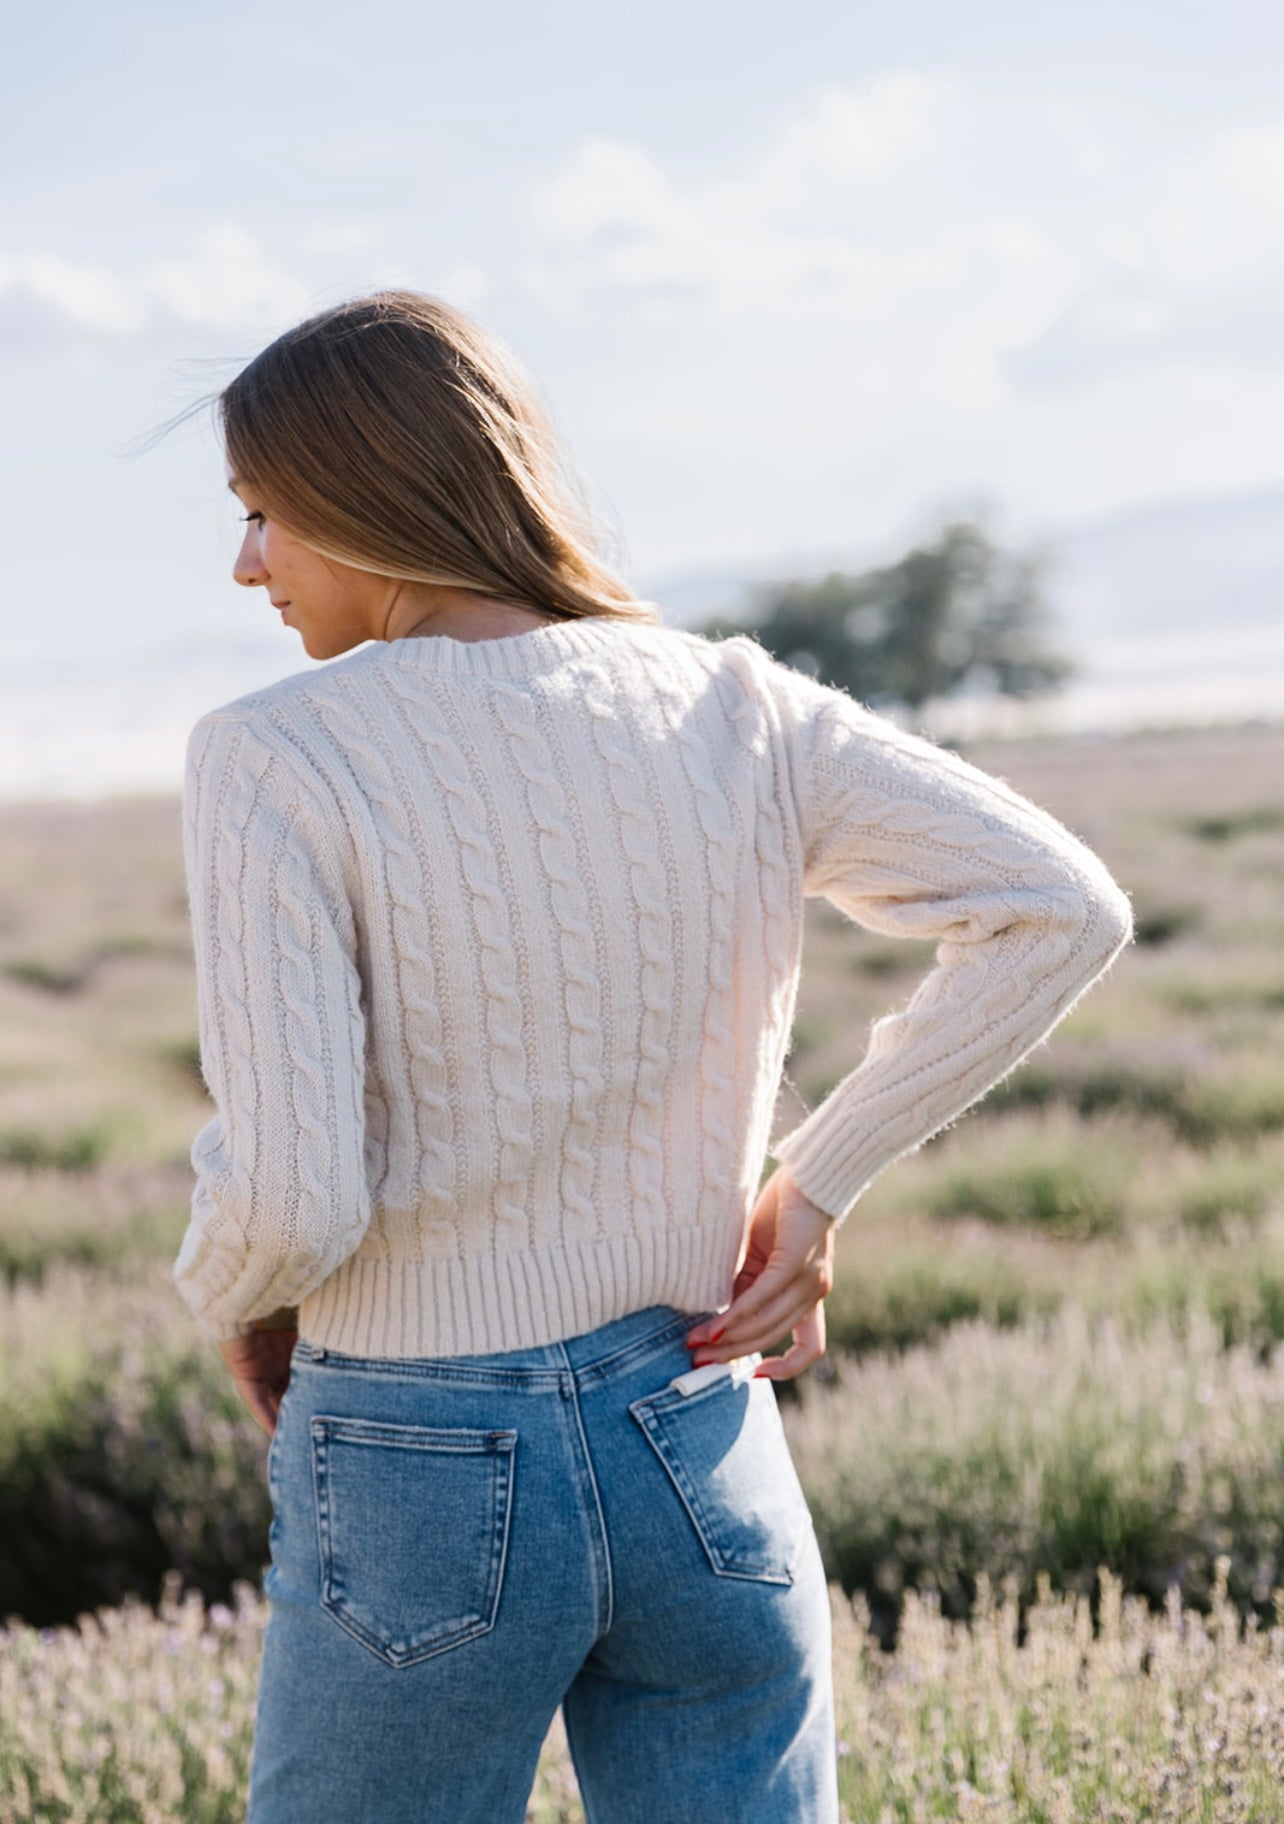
[171,289,660,627]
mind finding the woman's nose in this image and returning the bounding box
[233,530,266,589]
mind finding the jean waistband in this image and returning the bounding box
[290,1302,709,1389]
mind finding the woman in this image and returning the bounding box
[171,289,1132,1824]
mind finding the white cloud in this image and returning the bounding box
[1007,267,1284,388]
[0,251,146,334]
[524,74,964,321]
[0,225,313,342]
[1207,121,1284,209]
[1001,114,1284,388]
[523,75,1075,330]
[532,137,690,243]
[1047,103,1116,179]
[1004,270,1177,388]
[750,72,951,207]
[0,225,494,350]
[522,76,1284,403]
[519,71,1076,435]
[140,224,311,328]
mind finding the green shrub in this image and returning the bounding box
[0,1264,270,1628]
[787,1304,1284,1650]
[0,1166,189,1284]
[1133,904,1201,947]
[985,1059,1284,1148]
[1,957,87,994]
[850,943,911,977]
[928,1140,1131,1238]
[0,1207,177,1284]
[1117,1242,1284,1358]
[166,1037,208,1092]
[1184,806,1284,843]
[1182,1066,1284,1146]
[823,1249,1049,1356]
[0,1123,111,1172]
[1172,1152,1276,1234]
[830,1562,1284,1821]
[783,1015,831,1061]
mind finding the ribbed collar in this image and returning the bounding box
[365,615,656,679]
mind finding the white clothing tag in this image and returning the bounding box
[668,1353,763,1397]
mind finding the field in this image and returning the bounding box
[3,719,1284,1819]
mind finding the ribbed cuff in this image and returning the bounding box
[770,1122,869,1224]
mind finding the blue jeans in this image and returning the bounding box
[247,1303,838,1823]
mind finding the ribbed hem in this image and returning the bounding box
[364,614,666,680]
[296,1225,743,1359]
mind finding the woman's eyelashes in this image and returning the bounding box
[240,511,265,525]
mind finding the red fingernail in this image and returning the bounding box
[709,1326,726,1344]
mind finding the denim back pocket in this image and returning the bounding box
[628,1374,808,1585]
[310,1415,517,1668]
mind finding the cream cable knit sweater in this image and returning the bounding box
[173,616,1132,1354]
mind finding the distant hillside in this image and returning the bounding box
[641,486,1284,647]
[1042,488,1284,643]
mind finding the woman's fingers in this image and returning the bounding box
[230,1370,283,1436]
[755,1306,826,1382]
[250,1385,277,1435]
[685,1165,835,1363]
[709,1244,832,1350]
[687,1192,835,1368]
[689,1269,829,1363]
[696,1283,816,1359]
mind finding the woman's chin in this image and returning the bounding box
[297,623,363,662]
[295,627,338,661]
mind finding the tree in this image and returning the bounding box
[698,521,1073,713]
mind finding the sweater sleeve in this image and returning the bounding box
[173,710,371,1343]
[760,657,1134,1223]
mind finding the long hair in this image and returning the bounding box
[177,289,660,626]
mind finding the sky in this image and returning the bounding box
[3,0,1283,784]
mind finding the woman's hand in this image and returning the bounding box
[217,1317,298,1436]
[684,1164,836,1381]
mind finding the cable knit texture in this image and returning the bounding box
[174,617,1133,1352]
